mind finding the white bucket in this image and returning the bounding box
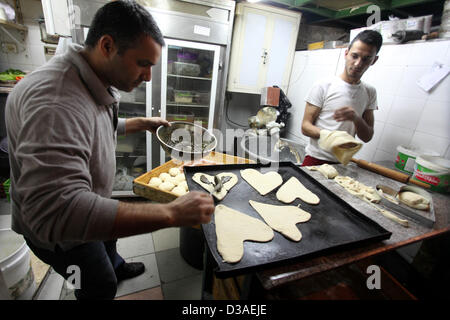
[0,229,36,300]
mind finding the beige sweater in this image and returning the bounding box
[6,44,126,251]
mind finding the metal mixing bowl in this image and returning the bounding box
[156,121,217,161]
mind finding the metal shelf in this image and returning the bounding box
[167,102,209,108]
[168,73,212,81]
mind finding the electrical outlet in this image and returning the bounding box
[1,42,18,54]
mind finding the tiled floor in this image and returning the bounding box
[0,198,204,300]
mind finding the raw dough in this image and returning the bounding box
[307,164,339,179]
[165,176,178,186]
[159,181,175,192]
[148,177,162,188]
[249,200,311,241]
[215,204,274,263]
[171,186,187,196]
[334,176,381,203]
[159,172,171,182]
[318,130,362,165]
[178,181,188,191]
[169,167,181,177]
[240,169,283,196]
[192,172,238,200]
[398,191,430,211]
[276,177,320,205]
[174,173,186,184]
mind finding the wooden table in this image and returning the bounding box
[202,161,450,299]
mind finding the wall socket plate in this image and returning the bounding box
[1,42,18,54]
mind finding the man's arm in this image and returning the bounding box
[125,117,170,135]
[111,191,214,239]
[301,102,322,139]
[333,107,374,142]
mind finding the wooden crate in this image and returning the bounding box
[133,152,252,203]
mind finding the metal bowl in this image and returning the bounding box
[156,121,217,161]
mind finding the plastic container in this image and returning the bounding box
[412,155,450,193]
[174,90,198,104]
[0,229,36,300]
[166,111,194,123]
[171,62,200,77]
[395,146,438,174]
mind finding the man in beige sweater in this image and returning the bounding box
[6,1,214,299]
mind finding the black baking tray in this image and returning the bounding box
[184,162,392,277]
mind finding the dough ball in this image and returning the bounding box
[148,177,162,188]
[172,186,187,196]
[169,167,181,177]
[178,181,188,191]
[165,176,178,186]
[174,173,186,184]
[159,181,175,192]
[159,172,171,182]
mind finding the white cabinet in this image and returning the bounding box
[227,3,301,94]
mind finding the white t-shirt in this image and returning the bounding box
[304,76,378,162]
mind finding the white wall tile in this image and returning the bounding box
[377,123,413,155]
[371,65,404,95]
[386,96,426,130]
[28,44,46,66]
[26,25,43,46]
[410,131,449,157]
[373,149,395,163]
[378,43,412,67]
[407,41,449,67]
[396,66,431,100]
[375,93,394,123]
[416,99,450,139]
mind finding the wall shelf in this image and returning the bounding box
[0,19,27,32]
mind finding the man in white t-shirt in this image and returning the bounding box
[301,30,382,166]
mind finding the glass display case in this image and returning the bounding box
[153,38,220,166]
[112,82,149,197]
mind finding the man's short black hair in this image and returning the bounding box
[349,30,383,54]
[85,0,165,54]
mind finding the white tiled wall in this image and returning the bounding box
[0,0,54,73]
[285,39,450,162]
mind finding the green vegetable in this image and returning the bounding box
[0,68,25,81]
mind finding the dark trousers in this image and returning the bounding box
[25,238,125,300]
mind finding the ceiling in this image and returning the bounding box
[240,0,446,30]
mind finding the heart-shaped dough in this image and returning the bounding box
[249,200,311,241]
[240,169,283,196]
[276,176,320,204]
[192,172,238,200]
[215,204,274,263]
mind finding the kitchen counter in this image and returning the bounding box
[201,161,449,299]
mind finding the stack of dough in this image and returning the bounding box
[318,130,362,165]
[147,166,188,196]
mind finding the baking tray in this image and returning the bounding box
[184,162,392,277]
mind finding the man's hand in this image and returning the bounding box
[166,191,215,226]
[333,106,357,122]
[142,117,170,134]
[125,117,170,134]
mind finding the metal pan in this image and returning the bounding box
[184,162,392,277]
